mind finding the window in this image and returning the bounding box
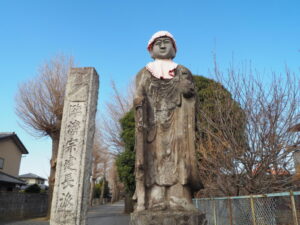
[0,158,4,169]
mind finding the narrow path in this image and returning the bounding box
[1,201,130,225]
[87,201,130,225]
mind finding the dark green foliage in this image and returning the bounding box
[116,109,136,195]
[119,110,135,152]
[194,75,237,119]
[193,75,246,148]
[194,75,231,113]
[116,149,135,195]
[116,75,246,196]
[25,184,41,193]
[94,179,110,198]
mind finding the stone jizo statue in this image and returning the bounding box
[133,31,201,212]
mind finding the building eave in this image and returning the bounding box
[0,171,26,185]
[0,132,29,154]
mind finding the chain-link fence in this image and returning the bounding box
[193,191,300,225]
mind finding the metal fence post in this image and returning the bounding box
[228,198,233,225]
[290,191,299,225]
[213,199,217,225]
[250,195,257,225]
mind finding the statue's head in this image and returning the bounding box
[147,31,177,59]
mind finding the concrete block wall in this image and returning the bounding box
[0,192,48,220]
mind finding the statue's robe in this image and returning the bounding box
[134,65,201,207]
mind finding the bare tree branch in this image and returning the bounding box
[15,54,74,217]
[197,60,300,197]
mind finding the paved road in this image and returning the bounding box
[1,201,130,225]
[87,201,130,225]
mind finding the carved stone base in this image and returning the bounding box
[130,210,207,225]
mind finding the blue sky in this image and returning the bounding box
[0,0,299,180]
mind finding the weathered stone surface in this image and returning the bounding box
[50,67,99,225]
[130,210,207,225]
[133,31,202,212]
[131,30,206,225]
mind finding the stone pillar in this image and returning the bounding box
[50,67,99,225]
[293,149,300,179]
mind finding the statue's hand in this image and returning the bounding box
[134,96,144,107]
[137,162,144,170]
[138,165,143,171]
[180,79,195,98]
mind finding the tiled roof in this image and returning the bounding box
[0,171,26,184]
[19,173,46,180]
[288,123,300,132]
[0,132,29,154]
[0,132,14,139]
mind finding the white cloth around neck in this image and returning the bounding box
[146,59,178,80]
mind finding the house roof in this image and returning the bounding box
[288,123,300,133]
[0,171,26,185]
[0,132,29,154]
[19,173,46,180]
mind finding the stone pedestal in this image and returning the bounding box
[130,210,207,225]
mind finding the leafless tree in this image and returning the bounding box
[90,128,111,205]
[197,61,300,197]
[99,80,134,203]
[107,160,124,203]
[15,54,74,217]
[101,80,134,155]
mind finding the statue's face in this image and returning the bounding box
[150,37,176,59]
